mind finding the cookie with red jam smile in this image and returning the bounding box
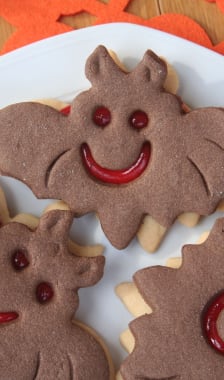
[118,218,224,380]
[0,45,224,249]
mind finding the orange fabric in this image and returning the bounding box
[0,0,224,54]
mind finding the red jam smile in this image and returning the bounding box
[202,291,224,354]
[81,142,151,184]
[0,312,19,324]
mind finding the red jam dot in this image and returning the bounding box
[12,250,29,271]
[129,110,148,129]
[92,106,111,127]
[36,282,54,304]
[202,291,224,354]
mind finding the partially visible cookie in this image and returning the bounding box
[0,207,114,379]
[117,219,224,379]
[0,185,104,257]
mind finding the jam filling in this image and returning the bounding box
[92,106,111,127]
[81,142,151,184]
[129,110,148,129]
[36,282,54,304]
[0,312,19,324]
[202,291,224,354]
[60,105,71,115]
[12,250,29,271]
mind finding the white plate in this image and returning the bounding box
[0,23,224,370]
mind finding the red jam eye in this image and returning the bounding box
[92,106,111,127]
[129,110,149,129]
[202,291,224,354]
[36,282,54,304]
[12,250,29,271]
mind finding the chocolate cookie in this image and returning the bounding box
[0,46,224,249]
[118,218,224,379]
[0,209,113,379]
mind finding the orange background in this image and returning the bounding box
[0,0,224,54]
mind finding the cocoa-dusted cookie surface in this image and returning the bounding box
[0,209,111,380]
[120,218,224,380]
[0,46,224,249]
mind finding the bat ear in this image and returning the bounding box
[37,210,73,241]
[85,45,122,84]
[133,50,167,88]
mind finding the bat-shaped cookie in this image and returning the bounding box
[117,218,224,380]
[0,45,224,249]
[0,209,112,379]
